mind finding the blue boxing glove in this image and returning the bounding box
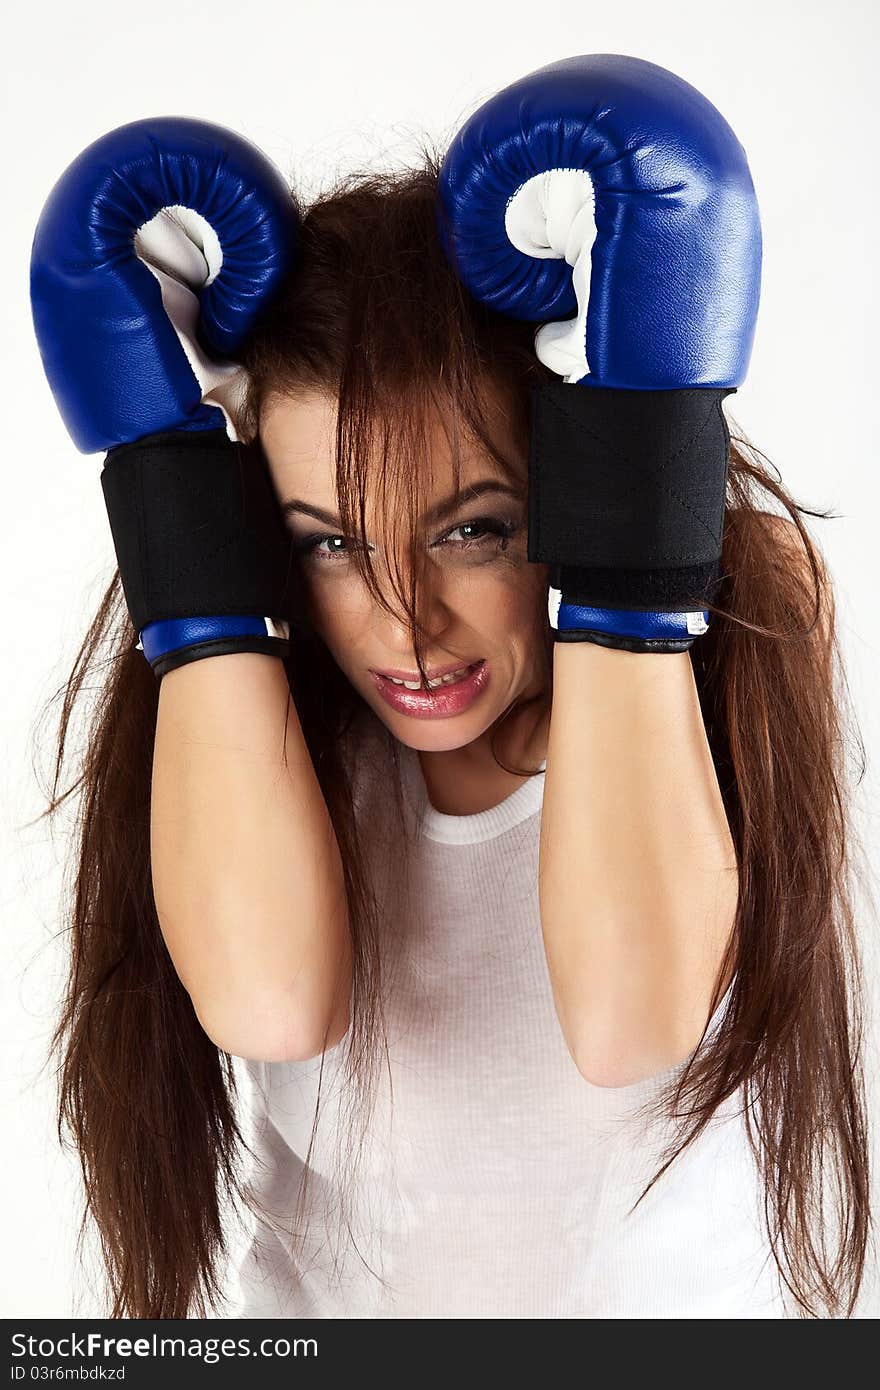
[437,54,762,653]
[30,117,298,678]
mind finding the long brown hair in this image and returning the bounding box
[33,153,871,1318]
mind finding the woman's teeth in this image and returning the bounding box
[385,662,479,690]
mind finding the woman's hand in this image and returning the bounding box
[30,117,299,678]
[437,52,762,652]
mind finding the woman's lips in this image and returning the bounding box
[369,660,490,720]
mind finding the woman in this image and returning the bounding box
[31,63,870,1319]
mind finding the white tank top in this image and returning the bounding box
[231,713,789,1318]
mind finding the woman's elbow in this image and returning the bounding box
[569,1019,704,1090]
[193,991,350,1063]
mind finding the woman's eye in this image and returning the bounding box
[291,533,365,563]
[291,516,521,565]
[436,517,520,552]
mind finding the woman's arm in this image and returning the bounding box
[539,639,738,1089]
[539,513,829,1088]
[151,652,352,1063]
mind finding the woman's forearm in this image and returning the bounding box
[151,652,352,1063]
[539,641,738,1088]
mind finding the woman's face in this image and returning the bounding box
[259,388,550,754]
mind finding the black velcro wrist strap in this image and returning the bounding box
[552,558,722,612]
[527,382,734,610]
[100,430,295,635]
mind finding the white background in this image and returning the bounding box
[3,0,878,1317]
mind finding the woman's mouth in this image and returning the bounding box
[369,659,490,720]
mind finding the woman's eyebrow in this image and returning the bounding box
[281,479,523,528]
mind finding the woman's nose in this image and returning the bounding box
[369,576,454,653]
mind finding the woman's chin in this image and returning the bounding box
[369,695,503,753]
[380,713,496,754]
